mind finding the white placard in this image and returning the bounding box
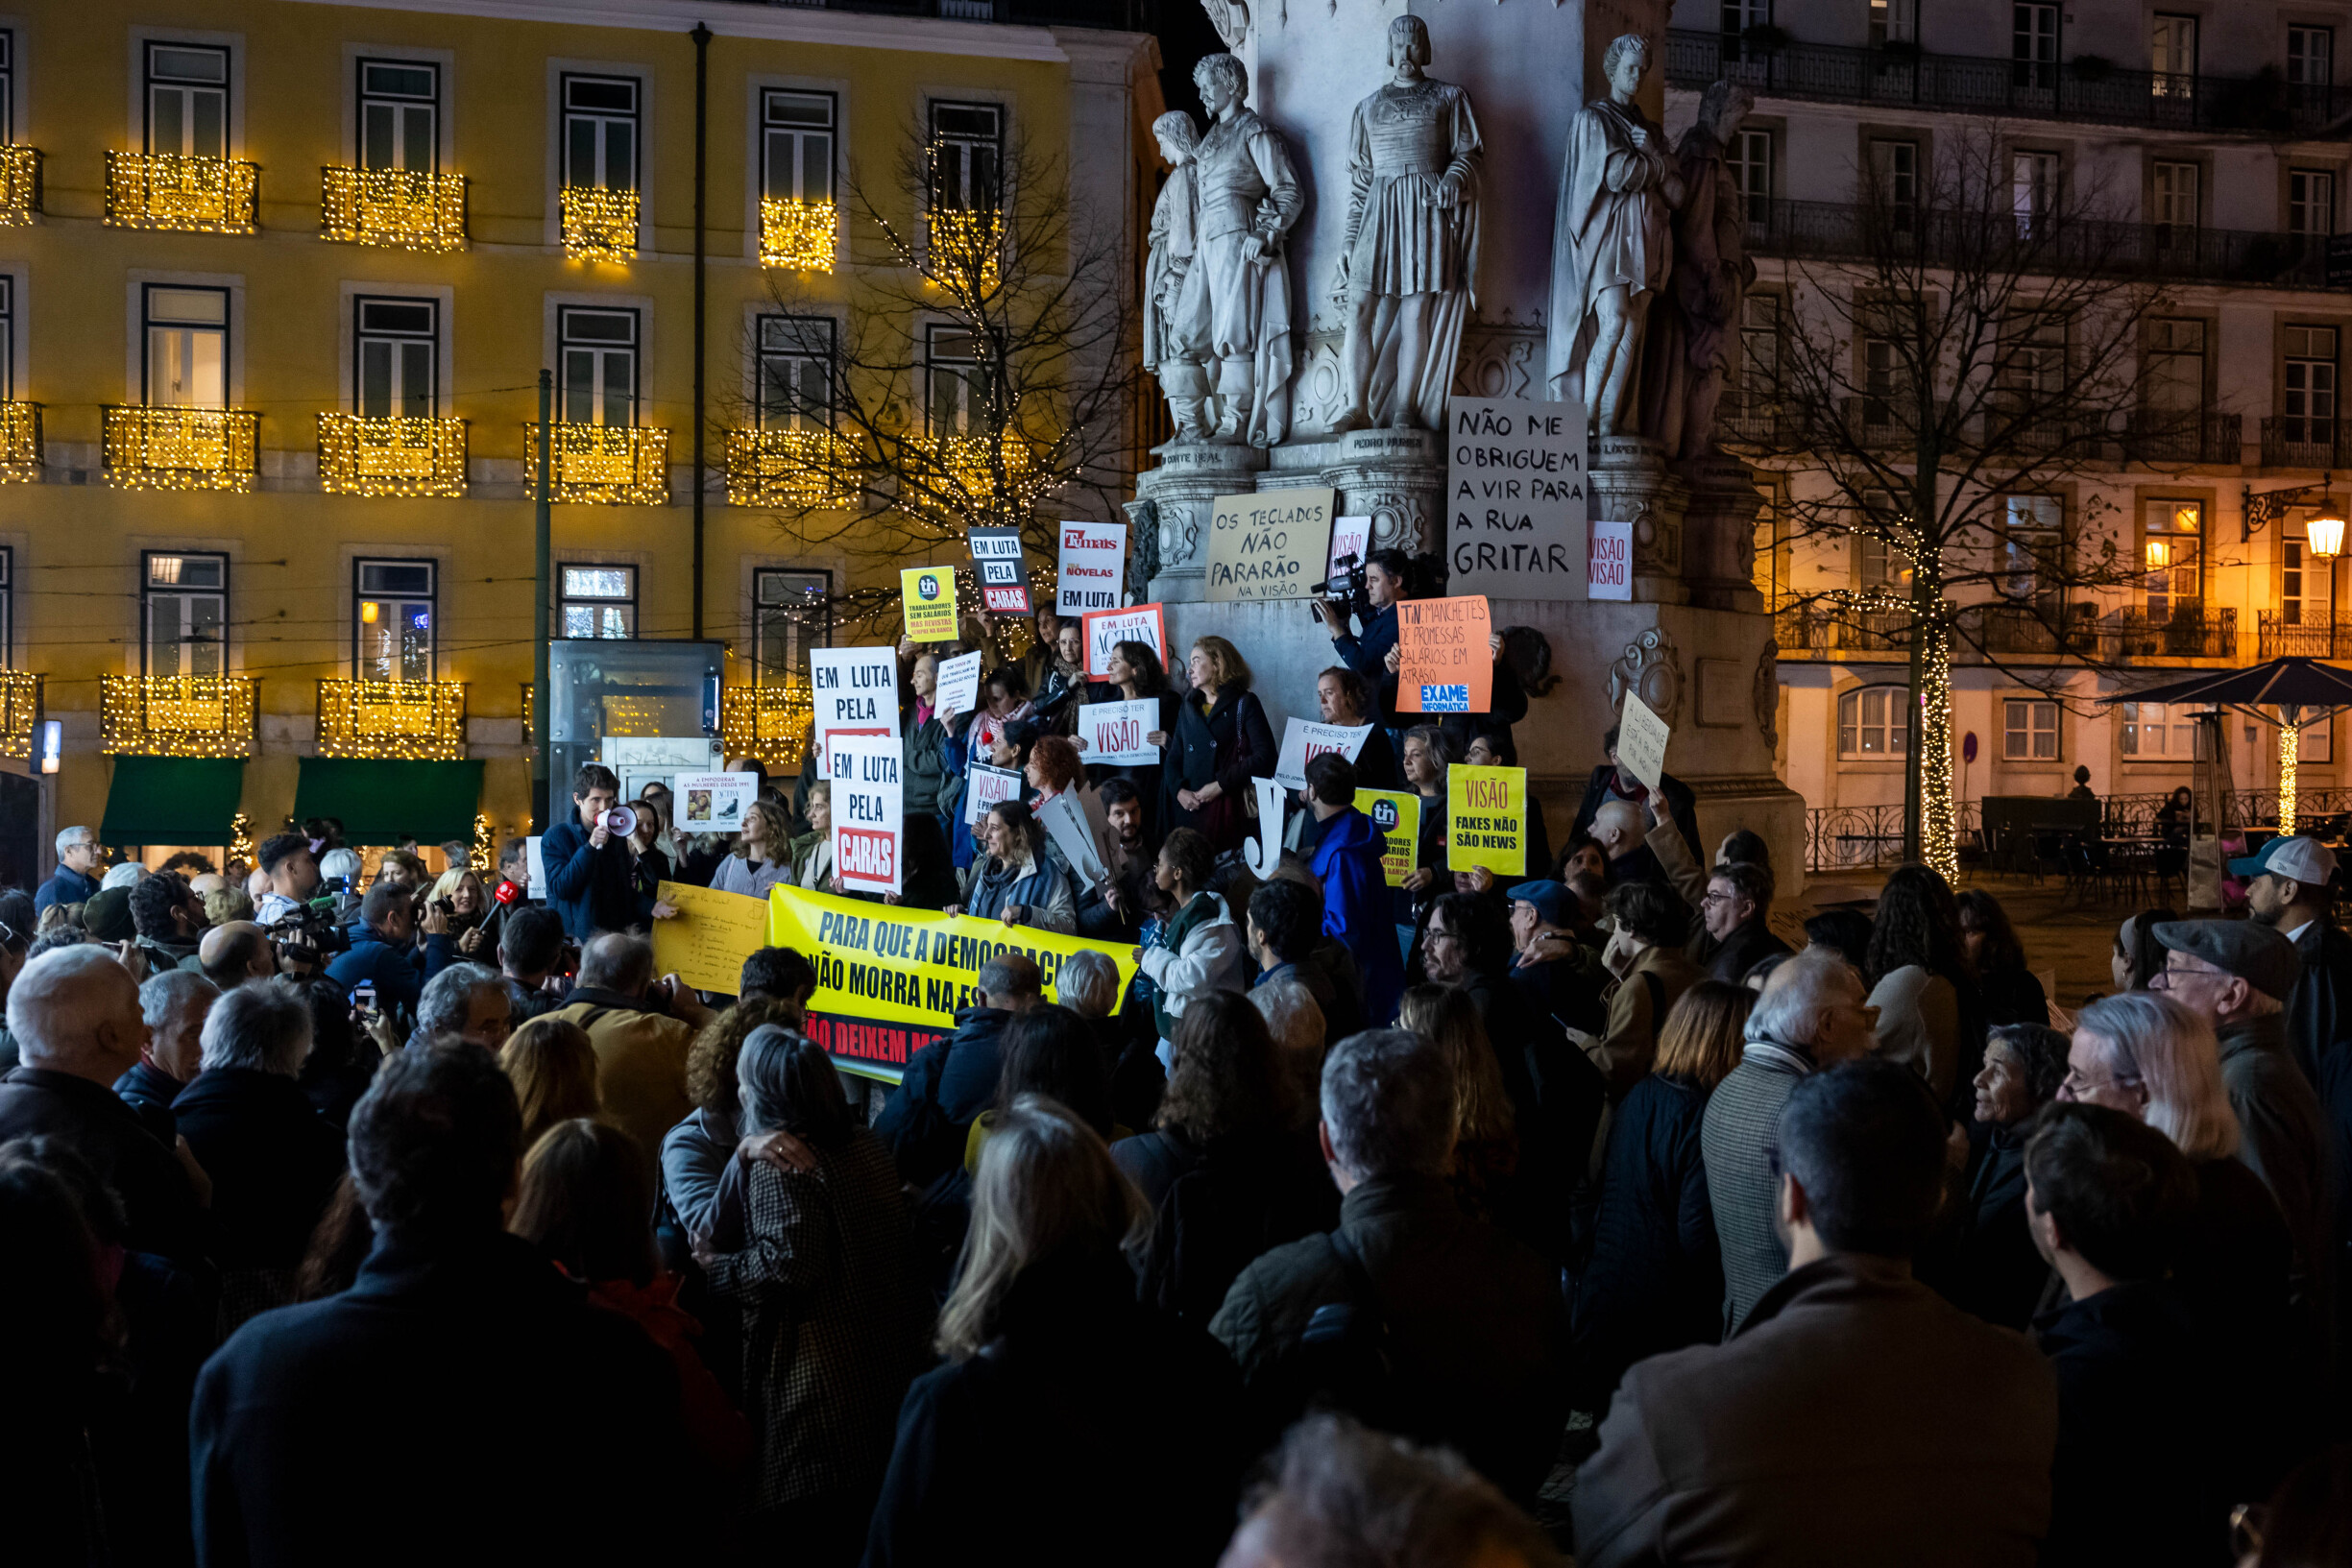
[524,835,546,898]
[1588,518,1634,602]
[1038,790,1111,889]
[829,732,904,895]
[1079,698,1161,766]
[934,650,982,721]
[965,762,1024,826]
[1273,718,1374,790]
[1326,515,1371,582]
[811,647,901,736]
[1055,520,1128,615]
[1616,689,1671,794]
[674,771,756,832]
[1445,395,1589,600]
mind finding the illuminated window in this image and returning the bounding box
[0,31,16,142]
[559,306,638,427]
[2003,698,2059,760]
[143,285,228,408]
[753,568,831,686]
[563,74,638,193]
[354,559,435,681]
[2149,12,2197,94]
[146,42,229,159]
[2285,523,2336,628]
[1856,490,1912,590]
[2141,500,2203,619]
[355,297,437,418]
[763,90,835,204]
[755,315,834,431]
[359,58,438,172]
[142,550,227,677]
[2121,701,2209,759]
[929,101,1001,213]
[2012,151,2059,238]
[561,564,636,639]
[2000,495,2062,599]
[1837,686,1909,760]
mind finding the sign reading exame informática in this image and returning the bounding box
[1206,487,1334,602]
[1445,396,1588,600]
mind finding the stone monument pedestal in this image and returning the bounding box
[1680,453,1770,613]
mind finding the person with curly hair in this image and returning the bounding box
[1864,862,1987,1110]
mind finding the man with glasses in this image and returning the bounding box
[1700,860,1789,985]
[36,826,104,918]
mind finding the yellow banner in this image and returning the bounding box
[1355,787,1422,888]
[1446,764,1528,875]
[650,881,773,996]
[766,883,1141,1082]
[901,566,960,642]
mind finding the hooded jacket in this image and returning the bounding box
[1138,890,1244,1044]
[1311,805,1402,1025]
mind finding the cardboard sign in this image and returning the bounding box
[811,648,901,737]
[1273,718,1374,790]
[1055,520,1128,615]
[829,731,904,895]
[968,526,1032,615]
[1038,790,1110,889]
[934,650,981,720]
[1080,698,1160,766]
[1616,689,1671,793]
[1355,788,1422,888]
[1446,764,1529,875]
[649,880,771,996]
[1588,518,1633,601]
[964,761,1024,826]
[1082,603,1167,680]
[1207,487,1334,602]
[674,771,757,832]
[1446,396,1588,599]
[1395,595,1493,714]
[1327,515,1371,584]
[901,566,961,641]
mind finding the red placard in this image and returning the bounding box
[1081,603,1168,679]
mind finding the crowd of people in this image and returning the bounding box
[5,584,2352,1566]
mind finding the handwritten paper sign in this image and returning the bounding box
[1395,595,1493,714]
[1588,519,1633,601]
[1355,788,1422,888]
[1446,396,1588,600]
[674,771,756,832]
[934,650,981,721]
[650,881,772,996]
[1327,515,1371,584]
[1273,718,1374,790]
[901,566,961,641]
[1616,689,1671,793]
[964,762,1024,826]
[1446,764,1529,875]
[1082,603,1167,680]
[1207,486,1334,602]
[968,526,1032,615]
[830,731,904,895]
[1055,520,1128,615]
[1080,698,1160,766]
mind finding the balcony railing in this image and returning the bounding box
[0,670,39,759]
[525,422,669,505]
[2123,410,2244,465]
[2099,606,2237,661]
[316,678,468,760]
[725,427,853,507]
[1667,28,2347,134]
[321,166,468,252]
[100,675,257,758]
[561,185,638,260]
[1774,604,1914,654]
[101,407,260,492]
[1957,601,2099,660]
[318,414,468,498]
[1781,599,2236,663]
[0,400,40,481]
[105,151,259,234]
[2256,610,2352,660]
[2260,417,2352,469]
[0,144,39,226]
[721,679,812,769]
[760,198,838,270]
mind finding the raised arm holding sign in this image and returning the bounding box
[1615,690,1671,793]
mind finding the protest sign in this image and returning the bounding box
[1394,595,1493,714]
[1037,790,1110,889]
[1081,603,1166,679]
[967,526,1032,614]
[766,885,1141,1080]
[1326,515,1371,583]
[1588,518,1633,601]
[1055,520,1128,615]
[649,881,771,996]
[1616,689,1671,793]
[900,565,961,641]
[964,761,1023,826]
[1446,764,1529,875]
[1354,788,1422,888]
[1079,698,1159,765]
[811,648,900,737]
[1207,487,1333,602]
[934,649,982,720]
[1273,718,1374,789]
[1243,775,1286,878]
[524,836,546,897]
[829,731,904,895]
[674,771,756,832]
[1445,396,1588,599]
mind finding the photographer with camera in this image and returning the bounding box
[325,881,425,1023]
[1312,546,1411,687]
[252,833,322,929]
[541,763,638,940]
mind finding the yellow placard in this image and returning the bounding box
[1445,764,1528,875]
[901,566,960,642]
[1355,787,1422,888]
[650,881,775,997]
[767,883,1141,1083]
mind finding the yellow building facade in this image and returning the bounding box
[0,0,1161,880]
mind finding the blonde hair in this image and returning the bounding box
[1189,635,1250,692]
[2073,991,2241,1162]
[1397,983,1514,1145]
[498,1017,601,1152]
[742,797,793,849]
[1651,980,1755,1092]
[427,867,481,907]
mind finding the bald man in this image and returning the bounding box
[0,946,207,1261]
[1589,798,1694,929]
[189,871,230,900]
[201,921,280,990]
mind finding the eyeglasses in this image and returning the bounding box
[2059,1068,2143,1099]
[1702,889,1736,906]
[2147,963,2219,992]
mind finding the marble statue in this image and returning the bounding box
[1328,14,1484,433]
[1544,33,1685,439]
[1144,110,1204,442]
[1170,52,1303,447]
[1650,79,1759,459]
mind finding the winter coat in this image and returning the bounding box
[1701,1035,1813,1332]
[1131,1128,1339,1329]
[1459,966,1605,1260]
[1979,964,2050,1029]
[660,1104,736,1241]
[958,849,1077,934]
[1137,889,1244,1045]
[1329,603,1397,688]
[874,1006,1014,1186]
[112,1058,185,1147]
[0,1066,206,1265]
[1922,1123,2051,1331]
[2288,917,2352,1082]
[324,926,424,1017]
[1164,684,1275,851]
[1869,963,1964,1104]
[540,817,640,939]
[172,1066,346,1271]
[544,989,695,1184]
[1707,916,1791,986]
[902,707,965,818]
[2215,1012,2337,1326]
[711,852,790,901]
[35,862,102,918]
[1591,944,1708,1098]
[1572,1071,1722,1411]
[1311,806,1403,1025]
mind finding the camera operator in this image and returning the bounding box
[1312,545,1411,685]
[252,832,322,928]
[541,762,638,940]
[324,881,425,1022]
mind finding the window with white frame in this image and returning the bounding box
[927,326,988,437]
[0,276,14,401]
[146,42,230,159]
[752,568,831,687]
[2151,160,2198,233]
[1862,335,1901,424]
[559,306,638,427]
[0,546,12,667]
[928,101,1001,213]
[2143,500,2203,620]
[0,32,15,143]
[142,551,227,677]
[354,559,435,681]
[354,297,437,419]
[1870,138,1918,228]
[755,314,834,430]
[2146,318,2205,414]
[2012,151,2059,237]
[1737,294,1779,412]
[1857,489,1912,589]
[2285,520,2336,628]
[762,90,836,204]
[2293,710,2336,763]
[2001,495,2062,598]
[2285,325,2338,443]
[2290,27,2334,91]
[1729,130,1772,227]
[2000,309,2067,402]
[143,285,229,408]
[563,75,639,193]
[2120,701,2207,759]
[2003,698,2059,760]
[358,59,438,173]
[1837,686,1909,760]
[560,565,636,639]
[2291,168,2337,237]
[1869,0,1915,48]
[2014,4,2060,89]
[2150,14,2197,89]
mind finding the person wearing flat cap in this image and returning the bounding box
[2237,834,2352,1083]
[1507,879,1609,1039]
[2152,918,2337,1329]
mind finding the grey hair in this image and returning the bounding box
[1194,52,1249,103]
[54,825,93,857]
[199,977,315,1076]
[6,946,139,1069]
[1056,949,1121,1019]
[1603,33,1651,79]
[102,862,146,890]
[1241,1414,1566,1568]
[1320,1028,1456,1182]
[140,969,219,1030]
[416,962,503,1042]
[320,847,364,885]
[1251,977,1325,1060]
[1151,109,1200,158]
[977,952,1042,1002]
[2073,991,2240,1161]
[1745,946,1863,1049]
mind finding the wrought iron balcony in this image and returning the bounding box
[561,185,638,260]
[105,152,259,234]
[318,414,468,498]
[2257,611,2352,660]
[721,678,812,769]
[1666,28,2347,135]
[316,678,468,760]
[2261,417,2352,469]
[101,407,260,492]
[100,675,257,758]
[0,144,39,226]
[2099,606,2238,662]
[525,421,669,505]
[926,208,1003,287]
[725,427,852,507]
[0,670,39,759]
[321,166,467,252]
[0,400,40,481]
[1773,604,1914,655]
[760,198,837,270]
[2123,410,2244,466]
[1956,601,2099,661]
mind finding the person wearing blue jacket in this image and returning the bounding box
[36,826,104,917]
[1304,753,1403,1025]
[538,762,636,939]
[1313,545,1410,688]
[324,882,425,1018]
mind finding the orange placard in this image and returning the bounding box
[1395,595,1491,714]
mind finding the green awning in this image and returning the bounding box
[292,758,485,846]
[101,758,246,846]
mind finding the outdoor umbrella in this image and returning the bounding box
[2097,656,2352,836]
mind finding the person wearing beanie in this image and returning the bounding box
[83,886,138,945]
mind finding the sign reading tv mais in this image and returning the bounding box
[1207,486,1334,602]
[967,526,1032,615]
[1055,520,1128,615]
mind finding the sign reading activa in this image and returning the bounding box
[1445,396,1588,600]
[1207,486,1335,602]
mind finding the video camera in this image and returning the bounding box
[267,898,352,970]
[1311,552,1369,626]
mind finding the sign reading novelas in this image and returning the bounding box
[1394,595,1493,714]
[967,527,1033,615]
[1207,487,1334,602]
[1446,396,1588,600]
[1055,520,1128,615]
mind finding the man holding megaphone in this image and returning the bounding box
[541,762,640,940]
